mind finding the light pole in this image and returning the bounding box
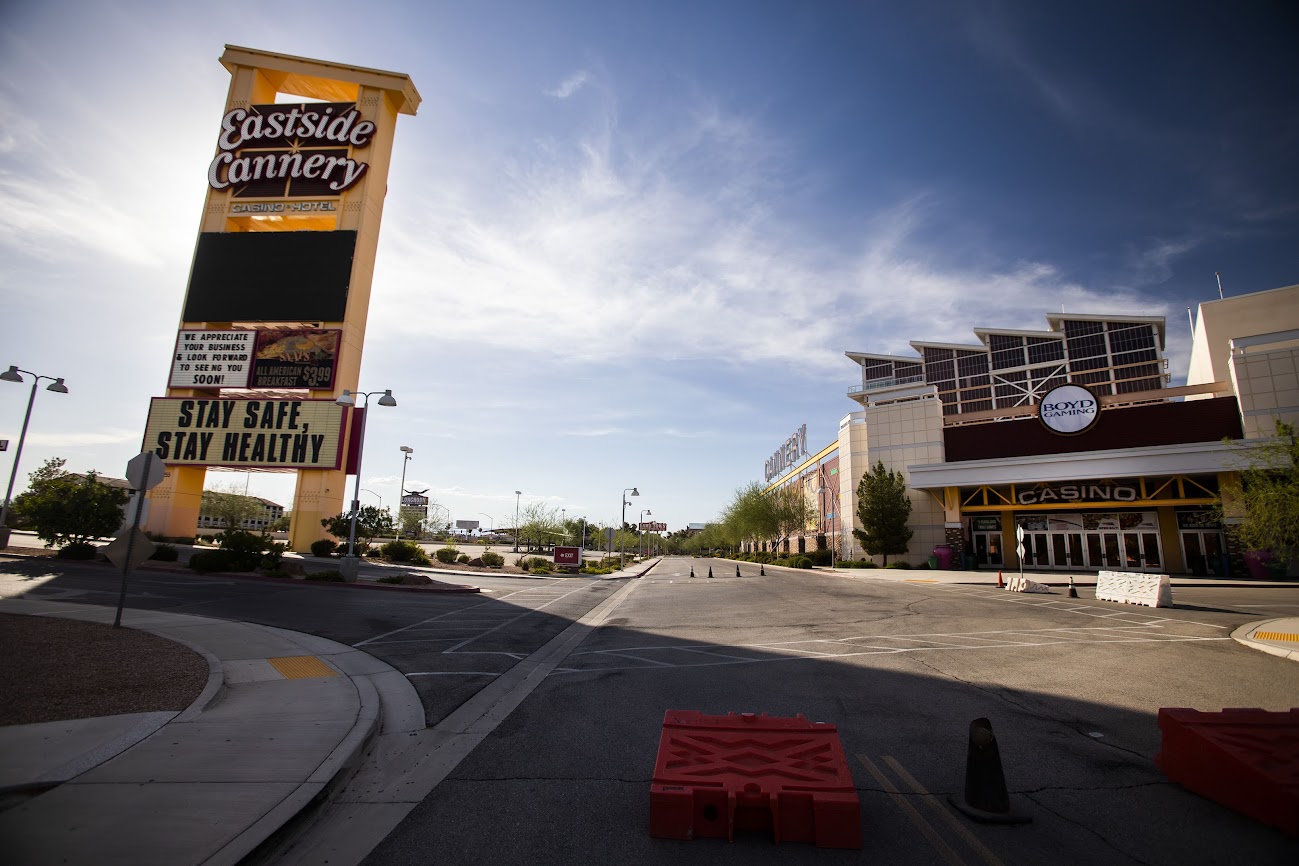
[620,487,638,563]
[0,366,68,547]
[396,445,413,542]
[335,388,396,581]
[818,479,837,569]
[514,490,522,552]
[639,509,652,557]
[361,488,382,509]
[478,513,494,533]
[579,516,587,551]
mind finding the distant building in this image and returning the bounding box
[198,497,285,532]
[755,283,1299,576]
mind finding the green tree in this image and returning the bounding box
[11,458,129,549]
[519,502,562,551]
[1224,421,1299,560]
[852,461,913,565]
[201,485,262,530]
[322,505,395,548]
[398,507,425,540]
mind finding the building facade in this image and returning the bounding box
[763,283,1298,575]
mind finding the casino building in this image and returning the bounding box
[762,283,1299,576]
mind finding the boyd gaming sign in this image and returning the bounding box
[1038,384,1100,436]
[208,103,376,197]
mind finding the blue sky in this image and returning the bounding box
[1,0,1296,533]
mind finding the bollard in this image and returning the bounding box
[948,718,1031,824]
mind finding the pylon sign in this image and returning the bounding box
[143,45,420,552]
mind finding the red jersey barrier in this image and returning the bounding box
[649,709,862,848]
[1155,706,1299,837]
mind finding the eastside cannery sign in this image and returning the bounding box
[208,102,376,197]
[143,398,346,469]
[764,424,809,482]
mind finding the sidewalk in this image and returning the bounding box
[0,598,424,866]
[1232,618,1299,663]
[820,563,1299,589]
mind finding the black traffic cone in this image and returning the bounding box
[736,564,741,577]
[690,566,695,577]
[1068,575,1079,598]
[760,564,765,576]
[948,718,1031,824]
[707,566,713,578]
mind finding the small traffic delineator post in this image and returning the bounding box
[997,570,1004,589]
[736,564,741,577]
[1068,575,1079,598]
[708,566,714,578]
[949,718,1031,824]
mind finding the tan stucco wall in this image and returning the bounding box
[1187,283,1299,392]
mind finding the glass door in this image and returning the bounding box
[1022,533,1050,567]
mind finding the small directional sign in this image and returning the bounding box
[1016,543,1026,560]
[1016,524,1025,543]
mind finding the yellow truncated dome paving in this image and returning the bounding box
[268,655,338,679]
[1251,631,1299,644]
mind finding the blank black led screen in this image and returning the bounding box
[182,231,357,322]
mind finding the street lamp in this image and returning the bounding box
[579,516,587,551]
[335,388,396,580]
[478,513,494,532]
[0,366,68,547]
[395,445,413,542]
[818,480,837,569]
[640,509,652,557]
[361,488,382,508]
[620,486,638,563]
[514,489,522,552]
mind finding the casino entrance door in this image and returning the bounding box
[1016,512,1163,572]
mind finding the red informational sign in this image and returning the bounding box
[639,522,668,532]
[554,546,581,567]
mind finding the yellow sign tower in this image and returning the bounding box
[144,46,419,550]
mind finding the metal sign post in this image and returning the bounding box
[109,452,164,628]
[1015,523,1026,586]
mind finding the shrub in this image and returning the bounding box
[527,556,549,571]
[808,548,833,566]
[435,547,459,564]
[793,555,813,569]
[311,539,338,557]
[481,551,504,567]
[219,529,270,571]
[262,542,287,569]
[517,556,530,571]
[190,550,236,573]
[456,554,470,564]
[885,561,912,569]
[377,575,405,584]
[260,568,292,578]
[532,562,552,574]
[381,540,431,565]
[150,543,179,562]
[305,569,345,582]
[57,541,97,560]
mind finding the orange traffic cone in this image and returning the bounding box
[997,570,1004,589]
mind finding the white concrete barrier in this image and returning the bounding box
[1007,575,1051,593]
[1095,571,1172,607]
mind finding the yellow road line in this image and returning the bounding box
[857,754,965,866]
[268,655,338,679]
[1252,631,1299,643]
[883,755,1007,866]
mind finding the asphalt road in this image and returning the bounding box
[3,554,1298,864]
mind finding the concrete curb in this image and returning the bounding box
[1231,618,1299,663]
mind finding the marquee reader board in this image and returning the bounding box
[142,397,346,470]
[170,329,255,388]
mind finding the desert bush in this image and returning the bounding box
[377,575,405,584]
[381,540,431,565]
[149,543,179,562]
[305,570,345,582]
[57,541,97,560]
[190,550,235,573]
[311,539,337,557]
[481,551,504,567]
[457,554,470,564]
[435,547,459,564]
[885,561,912,569]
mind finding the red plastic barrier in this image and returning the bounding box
[1155,707,1299,837]
[649,710,862,848]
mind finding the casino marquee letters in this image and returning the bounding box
[143,398,346,470]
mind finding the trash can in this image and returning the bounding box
[927,555,939,569]
[933,545,954,570]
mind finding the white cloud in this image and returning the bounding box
[29,428,140,447]
[547,70,590,99]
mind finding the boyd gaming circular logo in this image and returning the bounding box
[1038,384,1100,435]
